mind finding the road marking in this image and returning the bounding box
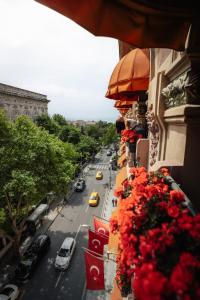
[85,205,89,213]
[55,271,63,288]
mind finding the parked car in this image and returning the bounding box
[15,234,51,283]
[54,237,76,270]
[96,171,103,180]
[106,150,112,156]
[24,203,49,236]
[88,192,100,207]
[0,284,19,300]
[74,178,86,192]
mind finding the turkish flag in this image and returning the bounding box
[84,250,105,290]
[93,217,109,237]
[88,230,108,255]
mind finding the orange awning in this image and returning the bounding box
[117,108,129,116]
[118,153,127,168]
[120,143,126,154]
[108,207,120,254]
[114,100,136,109]
[35,1,194,51]
[115,166,127,189]
[106,48,150,100]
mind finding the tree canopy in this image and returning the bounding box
[0,111,77,253]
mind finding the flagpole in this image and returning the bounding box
[90,228,109,239]
[83,247,104,259]
[83,247,116,263]
[93,214,109,223]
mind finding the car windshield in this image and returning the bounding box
[58,248,69,257]
[16,261,31,274]
[90,195,97,200]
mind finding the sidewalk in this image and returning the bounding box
[85,184,117,300]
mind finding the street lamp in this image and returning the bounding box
[74,224,91,240]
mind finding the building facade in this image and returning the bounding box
[0,83,50,120]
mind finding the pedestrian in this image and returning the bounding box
[112,198,115,207]
[114,198,118,207]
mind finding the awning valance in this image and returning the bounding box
[114,100,133,109]
[117,153,127,168]
[115,166,127,189]
[106,49,149,100]
[35,0,195,50]
[117,108,129,116]
[114,97,138,108]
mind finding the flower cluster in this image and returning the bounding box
[109,167,200,299]
[121,129,142,144]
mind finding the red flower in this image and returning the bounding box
[170,253,200,297]
[170,190,185,204]
[167,205,181,218]
[133,263,168,300]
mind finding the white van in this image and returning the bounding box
[54,237,76,270]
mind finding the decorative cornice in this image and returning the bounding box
[0,83,50,102]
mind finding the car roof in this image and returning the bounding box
[61,237,74,249]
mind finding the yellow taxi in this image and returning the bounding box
[88,192,100,207]
[96,171,103,180]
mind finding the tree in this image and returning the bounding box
[0,113,77,256]
[52,114,67,126]
[35,113,60,136]
[101,123,118,146]
[77,135,98,162]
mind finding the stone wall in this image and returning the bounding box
[0,83,50,120]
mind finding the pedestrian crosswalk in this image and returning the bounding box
[88,164,110,170]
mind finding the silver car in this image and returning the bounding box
[54,237,76,270]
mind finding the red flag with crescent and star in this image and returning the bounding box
[88,230,108,255]
[84,250,105,290]
[93,216,109,237]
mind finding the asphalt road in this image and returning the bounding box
[21,149,114,300]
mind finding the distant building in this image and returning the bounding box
[67,120,97,127]
[0,83,50,121]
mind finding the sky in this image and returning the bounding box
[0,0,119,122]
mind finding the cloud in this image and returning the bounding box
[0,0,119,121]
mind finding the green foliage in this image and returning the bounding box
[0,113,77,244]
[101,123,118,145]
[76,135,98,161]
[52,114,67,126]
[35,113,60,135]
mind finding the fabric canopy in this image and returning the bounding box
[117,108,129,116]
[114,100,134,109]
[35,0,196,50]
[118,153,127,168]
[106,48,149,100]
[115,166,127,189]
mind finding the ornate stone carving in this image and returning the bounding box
[161,71,200,109]
[146,105,160,166]
[161,74,187,108]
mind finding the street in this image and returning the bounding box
[20,149,115,300]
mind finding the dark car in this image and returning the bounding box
[15,234,51,283]
[106,150,112,156]
[74,178,86,192]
